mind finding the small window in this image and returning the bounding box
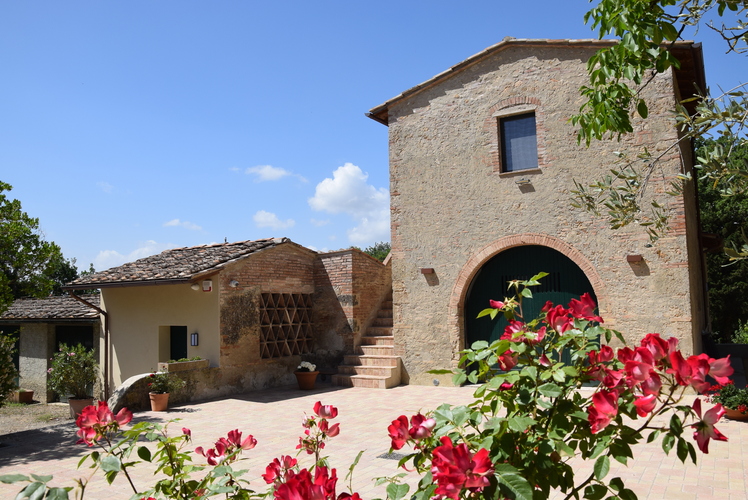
[500,113,538,172]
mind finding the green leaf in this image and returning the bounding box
[452,371,467,386]
[137,446,152,462]
[594,455,610,480]
[508,416,536,433]
[662,433,675,454]
[676,438,690,463]
[45,488,72,500]
[386,482,409,500]
[0,475,29,484]
[16,481,45,500]
[583,484,608,500]
[427,369,453,375]
[521,288,533,298]
[669,414,683,436]
[100,455,122,473]
[28,475,51,483]
[538,382,563,398]
[471,340,489,350]
[496,471,533,500]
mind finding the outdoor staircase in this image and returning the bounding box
[332,294,401,389]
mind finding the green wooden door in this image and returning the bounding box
[465,246,596,350]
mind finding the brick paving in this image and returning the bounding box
[1,383,746,499]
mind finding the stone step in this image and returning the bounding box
[372,316,393,327]
[361,335,394,346]
[365,326,393,337]
[336,364,397,377]
[360,344,395,356]
[331,373,400,389]
[343,354,400,367]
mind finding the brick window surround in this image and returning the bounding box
[484,97,547,175]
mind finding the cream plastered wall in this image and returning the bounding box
[100,282,220,387]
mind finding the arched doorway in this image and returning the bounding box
[464,245,596,348]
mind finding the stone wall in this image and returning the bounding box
[385,43,704,385]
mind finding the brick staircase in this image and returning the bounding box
[332,294,401,388]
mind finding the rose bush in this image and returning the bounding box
[384,273,733,500]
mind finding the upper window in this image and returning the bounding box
[500,112,538,172]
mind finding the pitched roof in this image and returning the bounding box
[367,38,705,125]
[0,294,101,322]
[66,237,299,289]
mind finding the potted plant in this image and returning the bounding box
[294,361,318,390]
[47,343,98,417]
[708,381,748,420]
[146,371,186,411]
[12,388,34,404]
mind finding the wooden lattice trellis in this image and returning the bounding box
[259,293,313,359]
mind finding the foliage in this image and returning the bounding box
[0,333,19,405]
[571,0,748,252]
[697,138,748,340]
[362,242,391,262]
[708,381,748,413]
[385,274,732,500]
[0,182,70,312]
[2,399,358,500]
[147,371,186,395]
[731,320,748,343]
[47,343,98,400]
[167,356,203,363]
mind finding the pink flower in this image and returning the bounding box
[546,305,573,334]
[227,429,257,450]
[318,419,341,438]
[488,299,504,309]
[640,333,672,361]
[408,414,436,440]
[182,427,191,438]
[75,402,133,446]
[501,320,526,340]
[568,293,603,322]
[263,455,298,484]
[633,394,658,417]
[388,415,409,450]
[431,437,494,500]
[313,401,338,419]
[497,350,518,371]
[588,390,619,434]
[691,398,727,453]
[541,300,554,313]
[274,466,340,500]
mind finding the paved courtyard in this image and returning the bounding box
[1,383,746,499]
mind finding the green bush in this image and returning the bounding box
[47,343,98,400]
[0,334,19,405]
[731,320,748,344]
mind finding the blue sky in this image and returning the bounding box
[0,2,740,272]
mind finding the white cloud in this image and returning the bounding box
[310,218,330,227]
[253,210,295,230]
[97,181,113,193]
[163,218,202,231]
[245,165,307,183]
[309,163,390,244]
[229,166,241,172]
[93,240,175,271]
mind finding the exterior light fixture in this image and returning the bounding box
[190,332,199,346]
[229,280,239,288]
[191,283,200,291]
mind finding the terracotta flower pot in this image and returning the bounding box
[723,407,748,421]
[294,371,319,390]
[68,397,94,419]
[149,392,170,411]
[17,391,34,404]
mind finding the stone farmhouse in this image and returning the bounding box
[4,39,713,402]
[56,238,393,403]
[366,38,709,385]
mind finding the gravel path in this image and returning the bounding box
[0,402,73,436]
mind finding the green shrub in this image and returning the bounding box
[47,343,98,400]
[0,334,19,405]
[731,319,748,344]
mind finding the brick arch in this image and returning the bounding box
[447,233,608,358]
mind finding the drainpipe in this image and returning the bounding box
[69,292,110,401]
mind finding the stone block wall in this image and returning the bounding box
[385,42,705,385]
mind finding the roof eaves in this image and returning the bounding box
[367,38,700,126]
[62,278,192,291]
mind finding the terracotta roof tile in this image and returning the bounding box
[67,237,289,288]
[0,294,101,321]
